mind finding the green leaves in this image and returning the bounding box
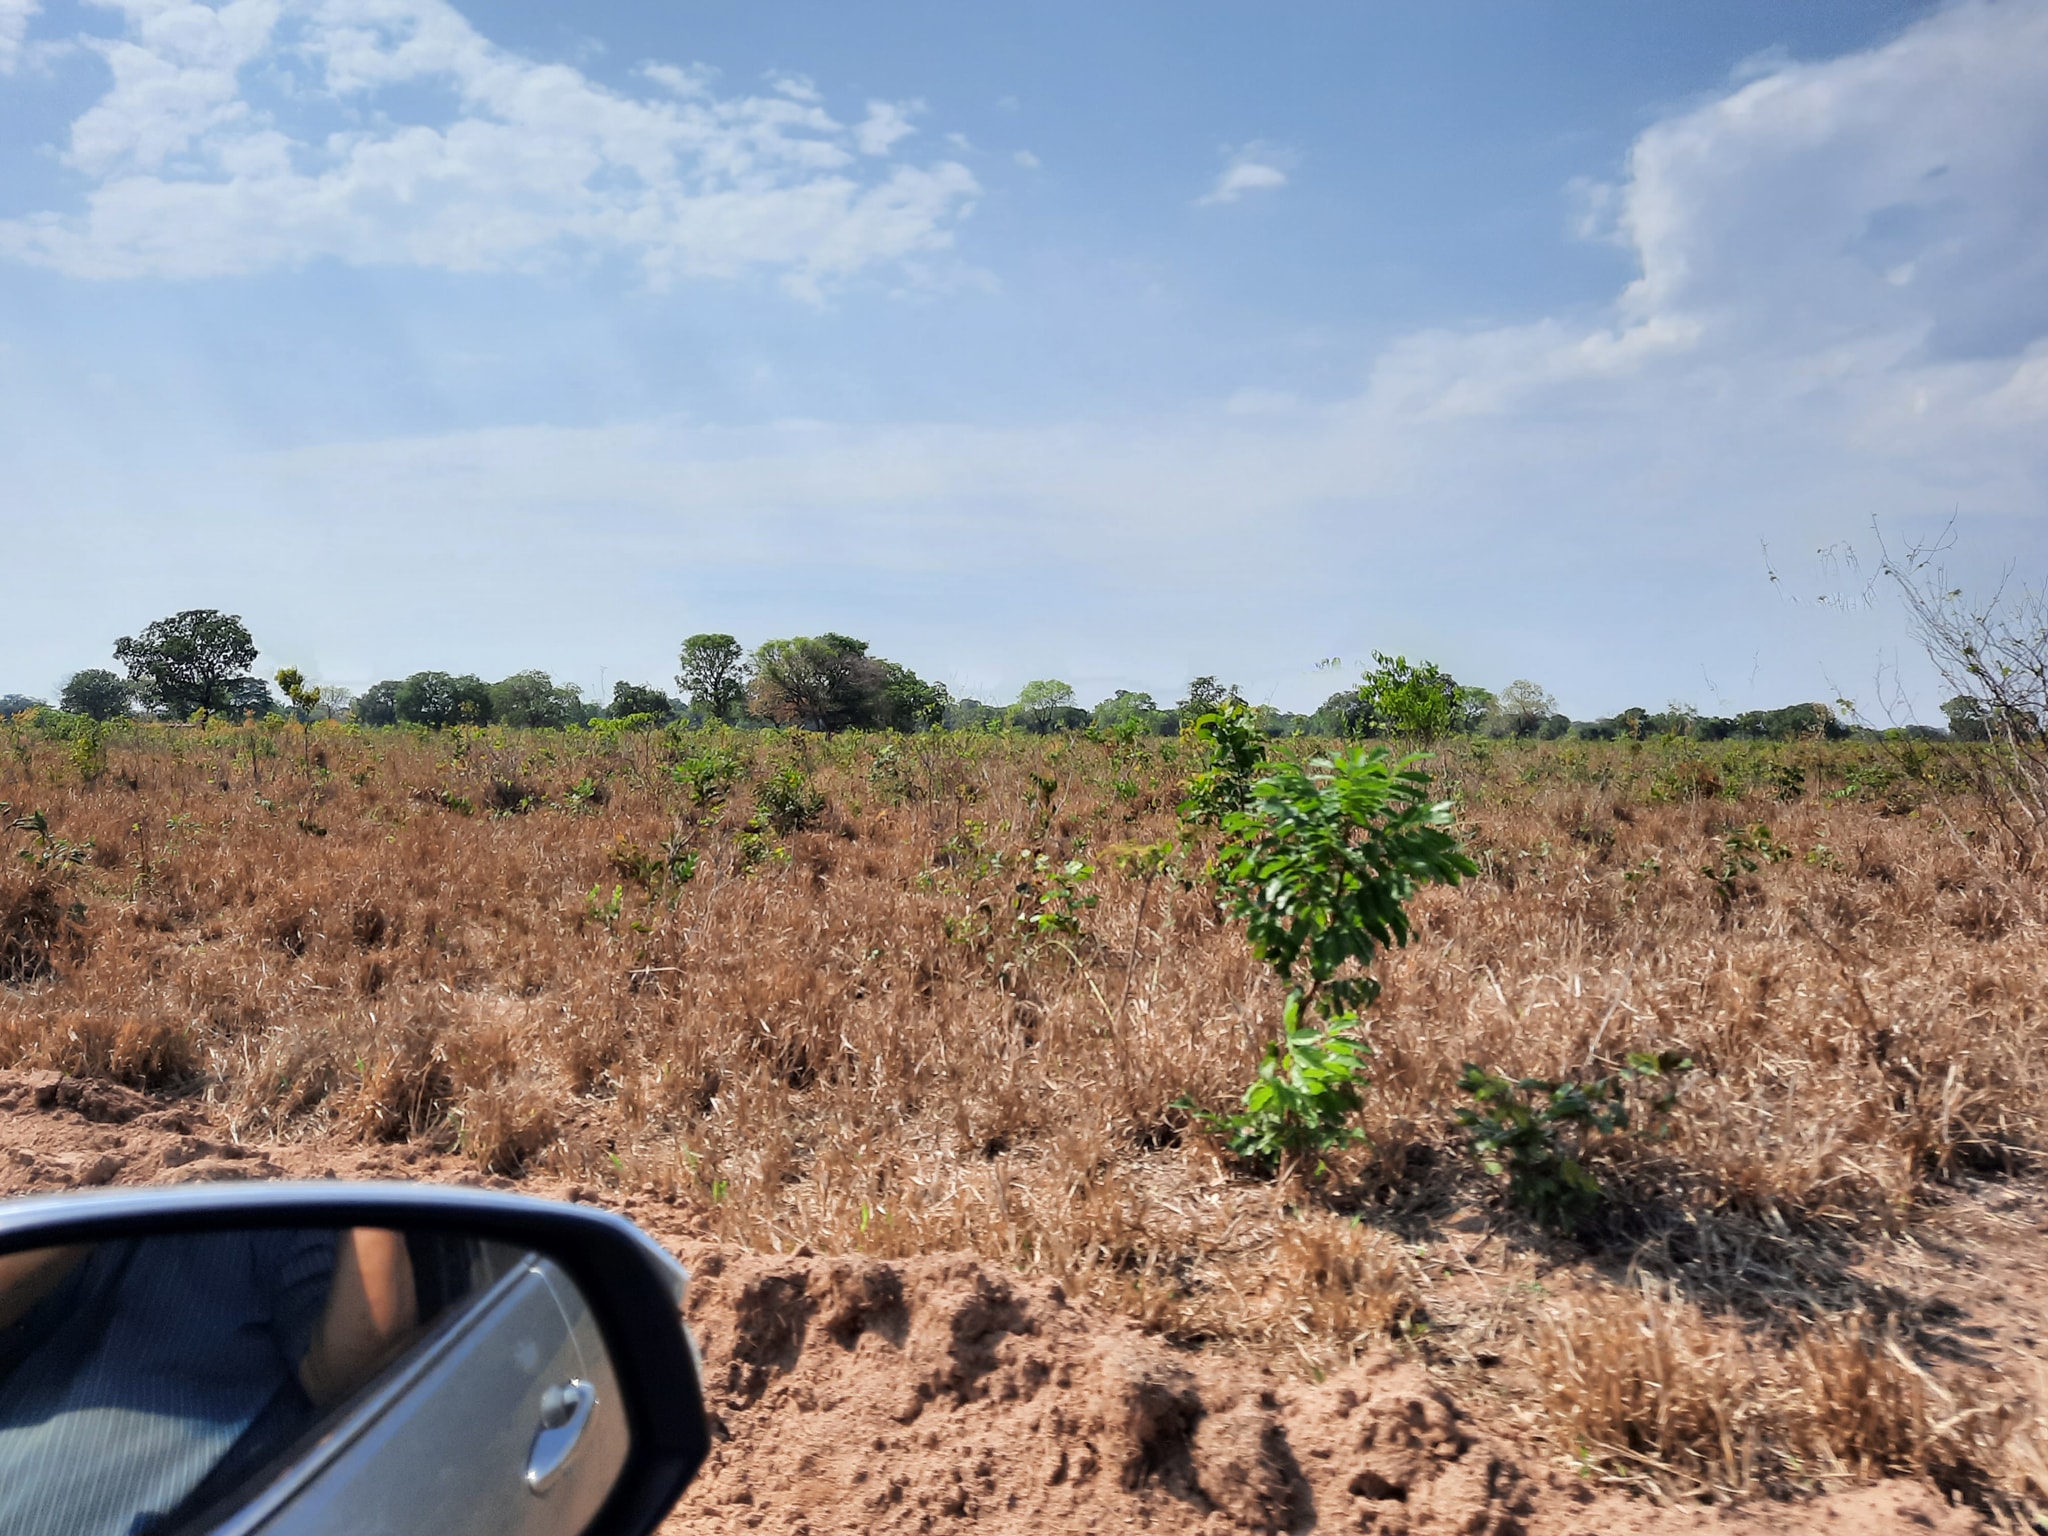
[1182,996,1369,1173]
[1182,738,1474,1178]
[1215,748,1476,1015]
[1454,1053,1693,1230]
[1177,698,1268,826]
[1357,653,1461,743]
[1015,855,1097,938]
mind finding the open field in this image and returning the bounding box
[4,718,2048,1529]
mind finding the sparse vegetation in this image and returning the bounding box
[4,717,2048,1518]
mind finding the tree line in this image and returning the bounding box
[0,608,1976,743]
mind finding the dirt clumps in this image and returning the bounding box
[676,1247,1545,1533]
[0,1071,1996,1534]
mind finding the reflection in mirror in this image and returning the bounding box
[0,1227,628,1536]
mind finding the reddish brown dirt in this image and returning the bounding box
[0,1071,1985,1535]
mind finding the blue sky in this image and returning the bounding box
[3,0,2046,718]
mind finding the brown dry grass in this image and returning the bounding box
[4,717,2047,1516]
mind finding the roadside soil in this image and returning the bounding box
[0,1069,2004,1535]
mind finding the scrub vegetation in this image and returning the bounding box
[5,704,2048,1519]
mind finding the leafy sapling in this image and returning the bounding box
[1184,744,1475,1176]
[1189,994,1371,1171]
[1177,698,1268,828]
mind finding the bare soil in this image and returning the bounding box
[0,1069,1990,1535]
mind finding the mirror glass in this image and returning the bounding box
[0,1227,630,1536]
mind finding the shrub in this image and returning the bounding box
[1188,996,1370,1172]
[756,765,825,834]
[1185,745,1474,1174]
[1215,748,1475,1020]
[1177,698,1267,827]
[1358,653,1461,743]
[1454,1052,1691,1231]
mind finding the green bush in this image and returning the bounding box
[1455,1051,1691,1231]
[1183,742,1474,1175]
[756,765,826,834]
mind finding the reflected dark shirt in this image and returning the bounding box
[0,1230,336,1536]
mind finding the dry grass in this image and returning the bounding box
[4,717,2048,1512]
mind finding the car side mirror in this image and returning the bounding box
[0,1183,710,1536]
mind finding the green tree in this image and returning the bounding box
[608,680,675,720]
[677,634,748,723]
[59,669,133,721]
[944,698,1006,731]
[1358,653,1460,743]
[273,668,323,724]
[489,670,584,728]
[1942,695,1991,742]
[355,681,402,727]
[1178,676,1233,720]
[1490,679,1557,739]
[1189,748,1475,1173]
[1217,750,1475,1017]
[222,676,281,719]
[749,634,884,731]
[1180,698,1269,826]
[113,609,258,722]
[1012,679,1077,733]
[877,664,949,731]
[0,694,46,720]
[1309,689,1373,738]
[1093,689,1164,733]
[1454,686,1495,735]
[396,671,492,727]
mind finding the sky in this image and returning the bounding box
[3,0,2046,719]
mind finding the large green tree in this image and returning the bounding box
[113,609,258,722]
[1489,679,1556,739]
[1012,679,1079,733]
[677,634,748,722]
[1942,695,1991,741]
[1094,689,1172,735]
[608,680,675,720]
[877,664,949,731]
[1179,676,1234,720]
[749,634,885,731]
[60,669,134,721]
[395,671,492,727]
[355,681,402,726]
[489,670,584,728]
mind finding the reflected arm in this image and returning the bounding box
[297,1229,419,1409]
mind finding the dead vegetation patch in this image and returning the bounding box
[3,722,2048,1523]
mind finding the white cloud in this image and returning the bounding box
[5,1,2047,713]
[0,0,39,73]
[1196,141,1291,206]
[640,60,716,97]
[205,1,2048,705]
[855,99,921,155]
[0,0,977,290]
[1012,149,1040,170]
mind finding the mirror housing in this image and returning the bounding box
[0,1182,710,1536]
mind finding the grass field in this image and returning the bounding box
[4,716,2046,1513]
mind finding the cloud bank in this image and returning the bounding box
[0,0,977,293]
[6,0,2047,711]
